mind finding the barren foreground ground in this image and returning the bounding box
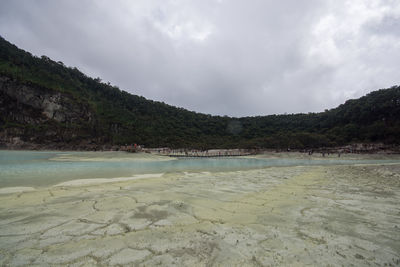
[1,160,399,266]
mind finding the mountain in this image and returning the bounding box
[0,36,399,150]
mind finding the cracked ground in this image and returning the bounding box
[0,162,400,266]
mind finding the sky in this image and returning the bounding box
[0,0,399,117]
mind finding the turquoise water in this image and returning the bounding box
[0,150,398,188]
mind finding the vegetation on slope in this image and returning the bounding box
[0,36,399,149]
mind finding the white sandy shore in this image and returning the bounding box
[53,173,165,187]
[0,186,36,194]
[49,152,176,162]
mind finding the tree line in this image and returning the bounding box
[1,36,399,149]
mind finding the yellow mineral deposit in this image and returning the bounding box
[0,154,399,266]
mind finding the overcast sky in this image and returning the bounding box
[1,0,399,117]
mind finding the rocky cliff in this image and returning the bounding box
[0,75,99,149]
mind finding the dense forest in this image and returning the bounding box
[1,36,399,150]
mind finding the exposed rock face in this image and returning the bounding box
[0,76,92,124]
[0,75,96,149]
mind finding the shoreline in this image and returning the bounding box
[1,143,400,155]
[1,151,399,192]
[2,161,400,192]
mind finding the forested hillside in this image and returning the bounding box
[1,36,399,150]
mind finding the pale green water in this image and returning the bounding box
[0,150,399,188]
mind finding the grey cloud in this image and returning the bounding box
[0,0,399,117]
[366,14,400,36]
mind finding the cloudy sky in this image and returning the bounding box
[0,0,399,117]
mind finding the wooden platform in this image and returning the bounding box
[166,153,253,158]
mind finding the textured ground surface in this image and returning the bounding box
[0,160,400,266]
